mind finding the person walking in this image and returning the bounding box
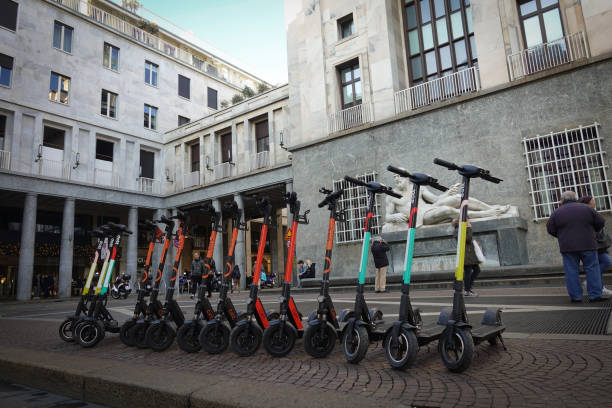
[296,260,306,288]
[190,253,204,299]
[371,236,390,293]
[231,264,241,294]
[453,218,481,297]
[579,196,612,296]
[547,191,606,302]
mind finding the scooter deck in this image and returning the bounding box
[416,323,445,345]
[471,324,505,344]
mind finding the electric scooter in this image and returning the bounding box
[197,200,249,354]
[128,214,175,348]
[302,187,353,358]
[341,176,402,364]
[383,165,449,369]
[262,192,310,357]
[433,158,507,373]
[229,196,278,357]
[75,222,132,348]
[120,219,164,346]
[145,210,188,351]
[58,228,106,342]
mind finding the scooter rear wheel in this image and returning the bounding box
[384,327,419,370]
[59,317,76,343]
[303,322,336,358]
[263,322,297,357]
[200,321,231,354]
[130,321,150,349]
[77,320,105,348]
[342,324,369,364]
[146,321,176,352]
[120,319,137,347]
[177,321,203,353]
[439,327,474,373]
[230,322,263,357]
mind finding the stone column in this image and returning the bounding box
[212,199,224,273]
[16,193,37,301]
[126,206,138,282]
[234,194,247,289]
[58,197,75,298]
[286,181,297,285]
[268,110,276,166]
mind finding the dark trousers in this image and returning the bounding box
[205,276,213,297]
[191,275,202,295]
[464,264,481,292]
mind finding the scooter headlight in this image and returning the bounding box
[317,295,325,303]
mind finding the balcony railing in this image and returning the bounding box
[38,159,70,179]
[214,162,232,180]
[50,0,246,88]
[137,177,161,194]
[94,168,119,187]
[183,171,200,189]
[507,32,589,81]
[395,67,481,114]
[328,102,373,134]
[250,151,270,171]
[0,150,10,171]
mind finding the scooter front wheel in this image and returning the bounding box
[342,324,369,364]
[384,327,419,370]
[439,327,474,373]
[120,319,137,347]
[146,321,176,351]
[177,321,203,353]
[200,321,231,354]
[77,320,105,348]
[59,317,76,343]
[230,323,263,357]
[303,322,337,358]
[263,321,297,357]
[130,321,150,349]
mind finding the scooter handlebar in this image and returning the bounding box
[387,165,411,178]
[480,171,503,184]
[318,188,344,208]
[433,158,460,170]
[107,222,132,234]
[429,181,449,192]
[384,188,402,199]
[344,175,368,187]
[170,209,186,220]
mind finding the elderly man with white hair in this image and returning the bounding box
[547,191,607,302]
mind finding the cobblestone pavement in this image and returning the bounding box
[0,379,107,408]
[0,284,611,407]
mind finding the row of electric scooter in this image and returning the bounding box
[58,158,506,373]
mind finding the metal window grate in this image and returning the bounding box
[523,122,611,220]
[333,172,381,243]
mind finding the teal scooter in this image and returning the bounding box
[383,165,449,369]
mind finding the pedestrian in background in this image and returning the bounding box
[231,264,241,294]
[453,218,481,297]
[579,195,612,296]
[190,252,204,299]
[371,236,390,293]
[547,191,606,302]
[297,260,306,288]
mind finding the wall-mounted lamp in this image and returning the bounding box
[205,155,213,171]
[34,144,43,162]
[279,130,289,151]
[165,168,173,182]
[72,152,80,169]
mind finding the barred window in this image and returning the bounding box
[523,123,611,220]
[333,172,381,243]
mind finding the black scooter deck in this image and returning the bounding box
[471,325,506,344]
[416,323,445,345]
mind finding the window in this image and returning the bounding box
[139,150,154,179]
[178,115,190,126]
[96,139,113,161]
[178,75,190,99]
[144,60,158,86]
[519,0,563,48]
[403,0,477,86]
[339,60,362,109]
[53,21,73,53]
[0,54,13,87]
[523,123,611,220]
[144,104,157,130]
[333,172,381,243]
[338,14,354,39]
[0,115,6,149]
[190,143,200,172]
[207,87,218,109]
[255,120,269,153]
[49,72,70,104]
[100,89,118,118]
[220,132,232,163]
[43,126,65,150]
[103,43,119,71]
[0,0,18,31]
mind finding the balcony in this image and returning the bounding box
[37,159,70,180]
[214,162,232,180]
[94,168,119,187]
[250,151,270,171]
[328,103,373,134]
[137,177,161,194]
[394,67,481,114]
[183,171,200,189]
[0,150,10,171]
[507,32,589,81]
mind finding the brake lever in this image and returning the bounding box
[298,209,310,225]
[335,209,347,223]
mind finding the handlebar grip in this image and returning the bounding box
[481,173,503,184]
[318,189,344,208]
[430,181,448,192]
[387,165,411,178]
[433,158,459,170]
[344,175,368,187]
[385,189,402,199]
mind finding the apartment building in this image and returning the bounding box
[286,0,612,277]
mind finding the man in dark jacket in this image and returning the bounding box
[190,252,204,299]
[547,191,606,302]
[371,236,390,293]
